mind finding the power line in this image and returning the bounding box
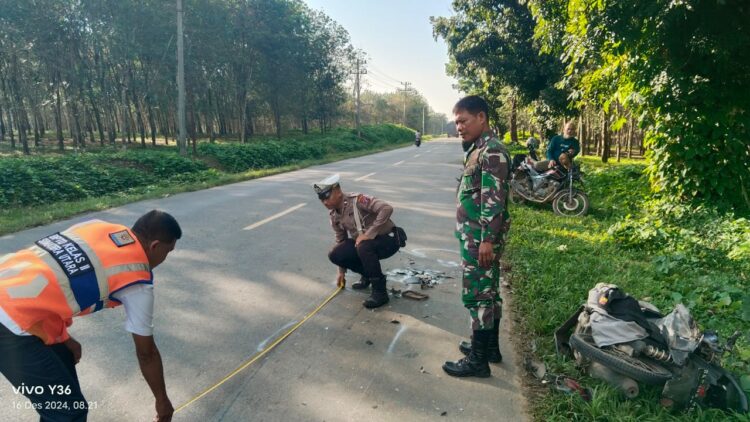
[365,80,398,92]
[368,64,402,84]
[365,74,401,90]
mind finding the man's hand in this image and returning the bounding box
[336,271,346,288]
[63,337,82,364]
[355,233,372,247]
[478,241,496,268]
[153,397,173,422]
[549,159,557,168]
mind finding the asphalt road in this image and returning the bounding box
[0,139,528,422]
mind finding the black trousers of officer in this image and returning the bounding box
[0,324,88,421]
[328,231,400,278]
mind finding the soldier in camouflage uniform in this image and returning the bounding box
[443,96,511,378]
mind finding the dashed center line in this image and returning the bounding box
[393,160,404,166]
[355,172,376,181]
[243,203,307,231]
[414,154,421,158]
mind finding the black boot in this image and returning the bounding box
[351,276,371,290]
[458,319,502,363]
[442,330,491,378]
[363,276,389,308]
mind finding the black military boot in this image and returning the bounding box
[351,276,371,290]
[442,330,491,378]
[363,276,389,308]
[458,319,502,363]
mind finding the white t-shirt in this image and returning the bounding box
[113,283,154,336]
[0,283,154,337]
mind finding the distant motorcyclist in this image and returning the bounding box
[414,130,422,147]
[534,122,580,172]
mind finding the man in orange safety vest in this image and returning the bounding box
[0,210,181,422]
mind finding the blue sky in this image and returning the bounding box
[304,0,461,118]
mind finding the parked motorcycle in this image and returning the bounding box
[555,284,748,414]
[509,144,590,216]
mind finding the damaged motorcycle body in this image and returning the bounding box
[509,155,589,217]
[555,283,748,414]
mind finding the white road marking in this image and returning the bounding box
[243,203,307,230]
[387,324,408,354]
[414,154,421,158]
[355,172,376,181]
[393,160,404,166]
[257,320,298,352]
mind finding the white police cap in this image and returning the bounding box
[313,173,340,198]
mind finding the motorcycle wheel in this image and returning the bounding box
[509,189,526,205]
[552,190,589,216]
[570,333,673,385]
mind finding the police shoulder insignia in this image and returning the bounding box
[357,194,372,206]
[110,230,136,247]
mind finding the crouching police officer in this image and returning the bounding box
[314,174,405,309]
[0,210,181,422]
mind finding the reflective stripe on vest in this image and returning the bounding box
[0,220,152,344]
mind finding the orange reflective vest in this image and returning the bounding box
[0,220,152,344]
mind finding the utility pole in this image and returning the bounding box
[422,106,426,134]
[176,0,187,155]
[398,82,414,126]
[353,57,367,138]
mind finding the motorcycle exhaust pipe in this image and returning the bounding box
[589,361,640,398]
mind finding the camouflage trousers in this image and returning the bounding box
[460,239,502,331]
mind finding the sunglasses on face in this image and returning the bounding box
[318,190,333,200]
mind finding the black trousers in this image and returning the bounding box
[0,324,88,421]
[328,232,400,278]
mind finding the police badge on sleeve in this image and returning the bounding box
[110,230,136,247]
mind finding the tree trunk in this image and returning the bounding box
[601,110,611,163]
[133,96,146,147]
[9,66,30,155]
[272,98,282,139]
[8,110,15,149]
[121,85,130,145]
[147,103,157,145]
[66,99,83,150]
[509,95,518,144]
[54,84,65,151]
[33,113,41,148]
[238,89,247,144]
[0,104,5,143]
[86,77,105,146]
[577,115,584,156]
[616,130,622,162]
[627,117,634,159]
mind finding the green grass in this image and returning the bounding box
[506,156,750,421]
[0,125,413,235]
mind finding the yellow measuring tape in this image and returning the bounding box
[174,285,343,413]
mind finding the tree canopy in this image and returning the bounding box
[434,0,750,213]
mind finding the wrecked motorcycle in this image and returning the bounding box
[555,283,748,414]
[509,154,589,217]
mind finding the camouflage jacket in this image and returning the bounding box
[455,131,511,246]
